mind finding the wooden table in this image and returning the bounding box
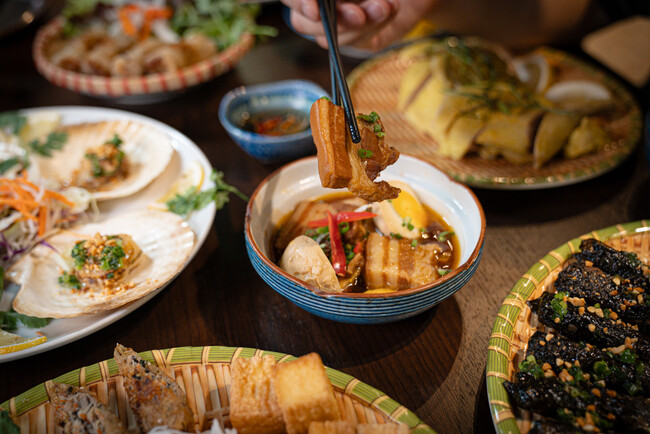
[1,4,648,433]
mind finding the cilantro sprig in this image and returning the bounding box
[166,170,248,218]
[29,132,68,157]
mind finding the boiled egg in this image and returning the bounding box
[372,181,427,239]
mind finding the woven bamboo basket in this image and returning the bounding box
[347,45,642,189]
[1,346,434,434]
[33,18,255,103]
[486,220,650,433]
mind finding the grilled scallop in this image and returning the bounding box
[9,210,195,318]
[114,344,194,432]
[29,119,173,201]
[46,382,127,434]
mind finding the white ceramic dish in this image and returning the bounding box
[0,106,216,362]
[245,155,485,323]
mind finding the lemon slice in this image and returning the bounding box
[158,161,205,204]
[512,53,552,93]
[0,329,47,355]
[19,111,62,144]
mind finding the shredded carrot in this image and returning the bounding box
[38,206,47,236]
[0,175,76,233]
[139,7,173,40]
[119,5,140,37]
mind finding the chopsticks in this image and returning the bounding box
[317,0,361,143]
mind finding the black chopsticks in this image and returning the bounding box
[317,0,361,143]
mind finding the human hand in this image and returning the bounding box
[281,0,401,52]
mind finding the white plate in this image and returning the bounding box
[0,106,216,362]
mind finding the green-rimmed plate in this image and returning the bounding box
[347,45,642,189]
[1,345,434,433]
[486,220,650,433]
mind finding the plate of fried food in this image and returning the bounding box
[486,220,650,433]
[0,106,225,362]
[0,344,434,433]
[347,37,642,189]
[32,0,276,104]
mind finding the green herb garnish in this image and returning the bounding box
[58,272,81,290]
[0,111,27,135]
[410,239,418,248]
[105,133,123,147]
[358,149,373,159]
[29,132,68,157]
[550,291,569,322]
[438,268,450,276]
[71,241,87,269]
[0,310,50,332]
[389,232,403,239]
[593,360,611,378]
[0,158,21,175]
[339,221,350,234]
[619,348,637,364]
[402,217,414,231]
[357,112,379,123]
[437,230,454,242]
[166,170,248,218]
[0,409,19,434]
[319,96,331,102]
[100,245,125,271]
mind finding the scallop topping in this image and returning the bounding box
[71,133,129,191]
[58,233,142,293]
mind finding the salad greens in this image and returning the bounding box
[62,0,277,50]
[166,170,248,218]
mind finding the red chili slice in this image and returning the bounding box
[308,211,377,228]
[328,211,346,276]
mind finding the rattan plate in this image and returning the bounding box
[33,18,255,104]
[347,46,642,189]
[0,346,434,433]
[485,220,650,433]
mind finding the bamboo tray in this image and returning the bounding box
[347,45,642,189]
[486,220,650,433]
[1,346,435,433]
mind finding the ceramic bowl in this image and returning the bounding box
[218,80,326,164]
[244,155,486,324]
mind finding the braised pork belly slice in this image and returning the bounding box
[310,98,400,202]
[364,233,446,290]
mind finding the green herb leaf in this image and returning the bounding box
[0,409,19,434]
[0,111,27,135]
[0,310,50,331]
[437,230,454,242]
[0,158,21,175]
[356,112,379,123]
[100,245,125,271]
[410,239,418,248]
[29,131,68,157]
[376,132,385,138]
[319,96,332,102]
[438,268,450,276]
[166,170,249,218]
[358,149,373,159]
[71,241,87,269]
[58,272,81,290]
[389,232,403,239]
[105,133,123,147]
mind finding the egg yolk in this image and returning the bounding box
[391,190,427,229]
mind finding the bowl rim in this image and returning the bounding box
[245,154,486,299]
[218,79,328,143]
[32,16,255,97]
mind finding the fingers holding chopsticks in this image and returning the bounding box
[282,0,399,51]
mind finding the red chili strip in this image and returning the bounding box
[308,211,377,228]
[328,211,346,276]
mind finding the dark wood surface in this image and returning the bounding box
[1,4,648,433]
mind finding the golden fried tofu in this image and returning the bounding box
[114,344,194,432]
[308,420,356,434]
[356,423,411,433]
[272,353,340,434]
[230,355,285,434]
[46,382,127,434]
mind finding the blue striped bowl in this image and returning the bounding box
[245,155,486,324]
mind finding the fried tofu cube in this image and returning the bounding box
[230,355,285,434]
[272,353,341,433]
[356,423,411,433]
[309,420,356,434]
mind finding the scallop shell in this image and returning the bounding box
[30,120,174,201]
[9,210,195,318]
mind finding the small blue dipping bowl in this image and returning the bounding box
[218,80,327,164]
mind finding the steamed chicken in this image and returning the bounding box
[274,182,457,294]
